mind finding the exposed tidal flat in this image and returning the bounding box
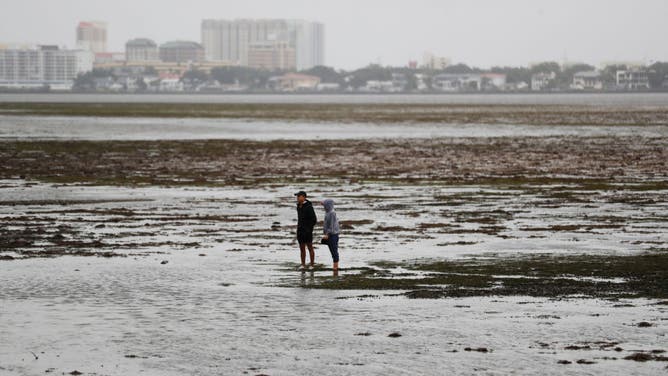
[1,97,667,375]
[1,100,668,126]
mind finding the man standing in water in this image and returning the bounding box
[295,191,317,270]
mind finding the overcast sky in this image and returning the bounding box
[1,0,667,69]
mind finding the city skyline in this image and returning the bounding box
[201,19,324,70]
[1,0,668,70]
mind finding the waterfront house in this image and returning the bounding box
[571,71,603,90]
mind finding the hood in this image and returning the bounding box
[322,199,335,213]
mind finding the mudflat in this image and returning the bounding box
[1,102,667,375]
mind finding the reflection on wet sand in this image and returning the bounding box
[1,103,667,374]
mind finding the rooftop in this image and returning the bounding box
[574,71,601,78]
[160,41,203,50]
[78,21,106,29]
[126,38,157,48]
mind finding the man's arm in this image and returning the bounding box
[308,205,317,227]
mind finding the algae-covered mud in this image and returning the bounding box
[2,101,668,126]
[1,136,667,185]
[300,254,668,300]
[1,101,668,375]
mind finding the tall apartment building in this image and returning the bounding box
[201,19,324,70]
[292,20,324,71]
[76,21,107,53]
[248,41,296,70]
[126,38,159,62]
[0,45,94,90]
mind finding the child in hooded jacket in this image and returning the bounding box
[321,199,340,273]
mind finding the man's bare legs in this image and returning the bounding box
[307,243,315,267]
[299,242,306,267]
[299,242,315,268]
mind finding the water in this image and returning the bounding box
[1,115,667,141]
[1,181,667,375]
[2,93,667,141]
[2,92,668,106]
[2,95,667,375]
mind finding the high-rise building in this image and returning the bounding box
[126,38,159,62]
[201,19,287,65]
[201,19,324,70]
[76,21,107,53]
[290,20,324,71]
[248,41,296,71]
[159,41,204,63]
[0,45,94,90]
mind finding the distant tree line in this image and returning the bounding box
[73,61,668,92]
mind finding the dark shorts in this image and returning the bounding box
[297,228,314,244]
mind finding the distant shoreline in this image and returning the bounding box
[2,92,668,107]
[2,90,668,95]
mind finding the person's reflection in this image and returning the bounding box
[300,270,315,286]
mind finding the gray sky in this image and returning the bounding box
[1,0,667,69]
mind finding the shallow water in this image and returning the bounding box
[1,180,667,375]
[1,115,668,141]
[3,92,668,106]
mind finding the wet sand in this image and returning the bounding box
[2,102,668,126]
[1,103,667,375]
[1,180,667,375]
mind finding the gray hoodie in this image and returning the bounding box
[322,199,340,235]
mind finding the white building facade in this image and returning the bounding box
[432,73,507,92]
[422,52,451,70]
[0,46,93,90]
[571,71,603,90]
[291,20,325,71]
[531,72,557,91]
[616,69,650,90]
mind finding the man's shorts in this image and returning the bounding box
[297,228,314,244]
